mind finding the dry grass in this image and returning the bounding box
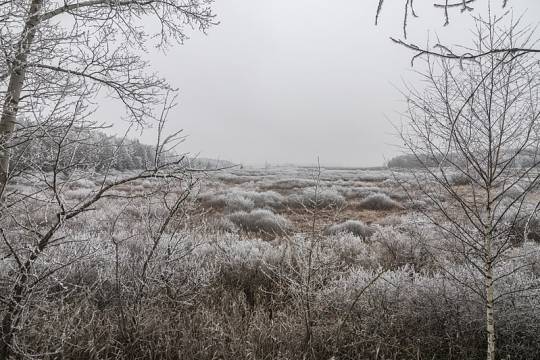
[4,166,540,359]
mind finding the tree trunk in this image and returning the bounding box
[482,184,497,360]
[0,305,15,358]
[484,212,496,360]
[0,0,43,196]
[485,259,496,360]
[0,277,27,359]
[0,0,43,351]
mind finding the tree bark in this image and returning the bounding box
[0,280,26,358]
[0,3,44,355]
[485,257,496,360]
[484,209,496,360]
[0,0,43,196]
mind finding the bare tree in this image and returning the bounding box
[0,4,216,354]
[399,14,540,360]
[0,88,198,357]
[0,0,215,196]
[376,0,539,61]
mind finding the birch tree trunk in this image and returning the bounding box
[485,257,496,360]
[485,197,496,360]
[485,222,496,360]
[0,0,43,197]
[0,2,43,354]
[0,1,214,355]
[399,13,540,360]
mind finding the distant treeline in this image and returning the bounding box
[387,152,540,169]
[9,124,234,173]
[10,128,157,172]
[386,154,437,169]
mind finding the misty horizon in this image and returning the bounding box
[96,1,539,167]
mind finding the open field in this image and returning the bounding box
[2,165,539,359]
[3,1,540,359]
[197,166,407,234]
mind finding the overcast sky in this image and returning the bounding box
[107,1,540,167]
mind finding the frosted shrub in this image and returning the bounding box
[495,261,540,343]
[353,171,389,182]
[198,191,222,207]
[500,206,540,244]
[261,178,316,190]
[406,197,432,211]
[227,209,291,234]
[317,266,486,359]
[448,172,473,186]
[325,220,374,239]
[382,178,398,187]
[357,193,403,210]
[386,190,408,201]
[212,216,240,233]
[199,189,251,211]
[215,173,254,184]
[70,178,96,189]
[520,241,540,276]
[378,214,403,226]
[337,186,385,199]
[244,190,284,209]
[203,237,291,309]
[199,188,284,212]
[64,188,93,201]
[287,188,345,209]
[521,214,540,243]
[214,238,286,273]
[322,232,371,266]
[224,193,255,212]
[371,226,432,270]
[503,183,525,199]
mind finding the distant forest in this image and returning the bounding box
[9,124,234,173]
[387,153,540,169]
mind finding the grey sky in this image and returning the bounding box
[108,1,540,167]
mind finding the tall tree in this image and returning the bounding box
[0,2,214,357]
[0,0,215,196]
[400,14,540,360]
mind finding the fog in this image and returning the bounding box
[105,1,540,167]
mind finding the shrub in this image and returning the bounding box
[370,226,433,270]
[503,208,540,244]
[211,217,240,233]
[357,193,402,210]
[224,193,255,212]
[244,190,284,209]
[70,178,96,189]
[316,267,488,359]
[227,209,291,234]
[7,210,540,360]
[353,171,389,182]
[199,189,284,212]
[377,214,403,226]
[387,154,430,168]
[287,188,345,209]
[337,186,385,199]
[448,172,473,186]
[64,188,93,201]
[324,220,374,239]
[317,232,371,268]
[503,183,525,199]
[261,178,317,190]
[215,173,255,184]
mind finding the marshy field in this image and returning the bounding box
[3,1,540,359]
[2,164,539,359]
